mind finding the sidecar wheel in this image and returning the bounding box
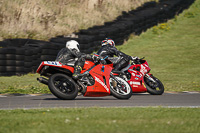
[144,75,164,95]
[48,73,78,100]
[109,76,132,99]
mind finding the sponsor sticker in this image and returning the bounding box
[44,61,62,66]
[131,73,135,77]
[141,64,147,74]
[132,85,138,88]
[129,69,136,72]
[144,64,149,68]
[129,81,140,85]
[94,76,109,92]
[136,75,141,78]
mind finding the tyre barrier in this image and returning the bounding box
[0,0,195,76]
[0,41,65,76]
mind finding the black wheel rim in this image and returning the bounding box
[53,76,75,94]
[144,76,161,91]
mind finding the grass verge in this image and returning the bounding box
[0,107,199,133]
[0,73,49,94]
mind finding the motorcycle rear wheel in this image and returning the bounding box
[144,75,164,95]
[48,73,78,100]
[109,76,132,99]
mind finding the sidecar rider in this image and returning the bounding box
[97,38,134,71]
[56,40,100,80]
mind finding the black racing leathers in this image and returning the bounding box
[55,48,82,64]
[55,48,96,79]
[55,48,95,66]
[97,45,131,71]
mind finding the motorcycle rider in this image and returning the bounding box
[97,38,134,71]
[56,40,100,79]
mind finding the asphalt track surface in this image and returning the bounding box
[0,92,200,110]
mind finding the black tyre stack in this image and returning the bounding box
[0,0,195,76]
[0,39,65,76]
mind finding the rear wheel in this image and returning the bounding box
[109,76,132,99]
[48,73,78,100]
[144,75,164,95]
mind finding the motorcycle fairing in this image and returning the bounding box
[127,60,151,92]
[82,60,95,72]
[127,69,147,92]
[84,64,112,97]
[36,61,74,73]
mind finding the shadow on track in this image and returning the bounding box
[32,93,153,101]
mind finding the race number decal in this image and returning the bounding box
[141,64,147,74]
[44,61,62,66]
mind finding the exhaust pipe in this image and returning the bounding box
[37,77,48,85]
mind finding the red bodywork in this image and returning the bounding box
[36,60,113,97]
[37,61,74,73]
[83,62,113,97]
[127,60,151,92]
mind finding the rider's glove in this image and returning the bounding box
[92,55,101,62]
[131,56,139,60]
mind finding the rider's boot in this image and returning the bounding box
[72,65,83,80]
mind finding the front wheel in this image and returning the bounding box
[48,73,78,100]
[109,76,132,99]
[144,75,164,95]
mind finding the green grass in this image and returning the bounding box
[117,0,200,92]
[0,73,49,94]
[0,0,200,94]
[0,107,199,133]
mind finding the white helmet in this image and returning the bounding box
[66,40,80,52]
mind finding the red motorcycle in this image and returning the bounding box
[36,56,132,100]
[114,57,164,95]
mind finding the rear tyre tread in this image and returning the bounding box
[48,73,78,100]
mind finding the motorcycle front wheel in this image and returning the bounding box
[144,75,164,95]
[109,76,132,99]
[48,73,78,100]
